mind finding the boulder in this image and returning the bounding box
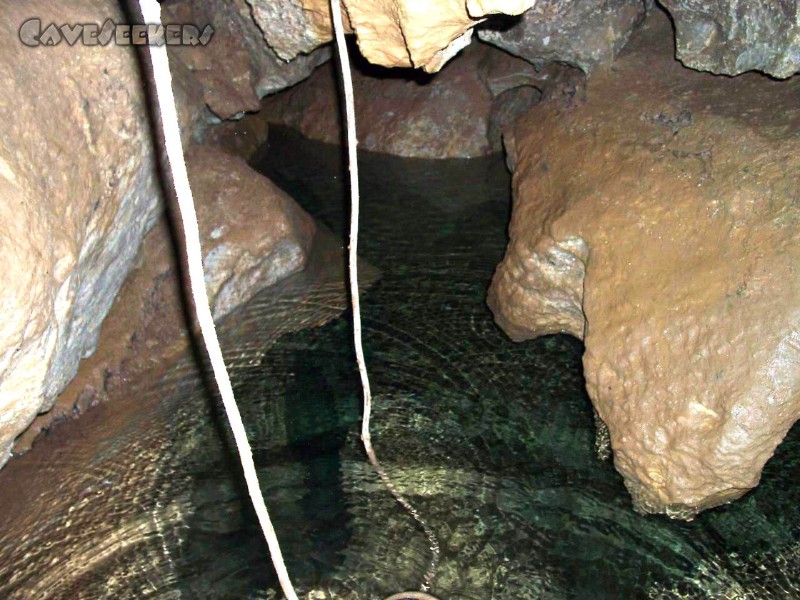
[0,1,161,466]
[479,0,645,72]
[246,0,536,72]
[163,0,330,120]
[0,0,320,464]
[660,0,800,78]
[488,13,800,516]
[262,42,547,158]
[15,146,317,450]
[186,145,316,320]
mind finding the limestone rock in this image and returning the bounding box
[262,42,545,158]
[246,0,536,72]
[246,0,336,61]
[660,0,800,78]
[14,146,317,453]
[0,1,161,466]
[186,146,316,320]
[164,0,330,120]
[478,0,645,72]
[0,0,322,464]
[489,13,800,516]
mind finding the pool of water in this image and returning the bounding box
[1,127,799,599]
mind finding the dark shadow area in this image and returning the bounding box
[345,34,435,84]
[474,13,524,34]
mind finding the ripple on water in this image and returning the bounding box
[0,127,799,599]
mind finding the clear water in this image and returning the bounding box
[1,127,799,599]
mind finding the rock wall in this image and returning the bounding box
[246,0,536,73]
[660,0,800,78]
[163,0,330,120]
[246,0,800,79]
[0,0,325,463]
[261,41,553,158]
[15,144,317,451]
[0,1,162,467]
[479,0,645,72]
[489,12,800,516]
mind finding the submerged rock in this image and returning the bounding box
[261,42,548,158]
[478,0,645,72]
[489,13,800,516]
[660,0,800,78]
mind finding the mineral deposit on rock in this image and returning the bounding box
[489,13,800,516]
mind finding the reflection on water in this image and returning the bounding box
[1,127,799,599]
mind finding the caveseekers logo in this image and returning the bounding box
[19,18,214,47]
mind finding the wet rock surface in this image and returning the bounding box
[0,0,330,459]
[660,0,800,78]
[489,13,800,515]
[2,130,800,599]
[186,145,316,320]
[479,0,645,72]
[262,42,546,158]
[0,223,370,599]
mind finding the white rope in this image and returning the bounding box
[141,0,441,597]
[327,0,371,445]
[329,1,441,596]
[137,2,298,599]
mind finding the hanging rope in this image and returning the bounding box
[140,0,442,597]
[329,1,442,598]
[137,2,298,599]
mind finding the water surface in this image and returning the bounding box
[0,128,798,599]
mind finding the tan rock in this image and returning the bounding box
[15,146,317,452]
[0,0,320,464]
[489,13,800,516]
[247,0,536,72]
[0,1,162,466]
[186,145,316,320]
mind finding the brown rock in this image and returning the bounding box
[186,145,316,320]
[164,0,330,120]
[489,13,800,516]
[262,42,545,158]
[0,0,318,461]
[0,1,162,466]
[15,147,317,451]
[202,112,270,159]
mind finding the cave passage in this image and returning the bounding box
[0,128,799,599]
